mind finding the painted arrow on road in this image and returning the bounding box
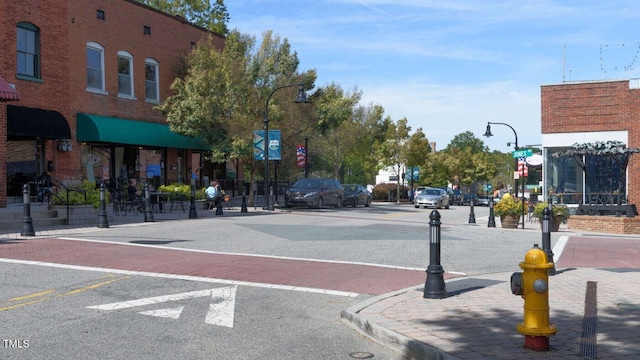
[87,286,237,328]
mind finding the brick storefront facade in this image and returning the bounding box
[541,80,640,205]
[542,80,640,233]
[0,0,225,207]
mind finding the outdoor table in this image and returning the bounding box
[150,192,170,213]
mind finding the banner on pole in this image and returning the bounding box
[296,144,306,168]
[253,130,281,160]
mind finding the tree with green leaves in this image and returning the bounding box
[404,128,431,189]
[340,103,388,184]
[442,131,493,188]
[158,29,316,204]
[310,84,362,178]
[135,0,230,35]
[376,118,411,202]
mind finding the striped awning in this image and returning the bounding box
[0,76,20,102]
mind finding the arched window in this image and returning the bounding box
[145,58,159,102]
[87,41,106,93]
[17,22,40,79]
[117,50,135,98]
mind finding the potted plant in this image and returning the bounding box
[492,194,526,228]
[532,202,569,232]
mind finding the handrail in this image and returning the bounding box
[39,175,87,225]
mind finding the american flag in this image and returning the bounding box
[518,157,528,177]
[296,145,306,168]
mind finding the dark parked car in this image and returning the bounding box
[477,195,491,206]
[452,189,463,205]
[284,178,343,208]
[462,194,478,206]
[438,187,455,205]
[342,184,372,207]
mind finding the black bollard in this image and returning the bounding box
[21,183,35,236]
[97,182,109,228]
[424,210,447,299]
[188,184,198,219]
[547,198,554,234]
[268,185,275,211]
[144,183,154,222]
[488,196,496,228]
[468,198,476,224]
[241,186,248,213]
[541,207,556,275]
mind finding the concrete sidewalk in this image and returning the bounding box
[342,236,640,359]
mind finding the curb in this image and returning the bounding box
[340,284,462,360]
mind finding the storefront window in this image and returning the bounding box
[585,154,627,204]
[81,145,110,183]
[545,147,583,204]
[546,147,628,205]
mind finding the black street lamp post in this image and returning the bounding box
[263,83,309,210]
[484,121,525,229]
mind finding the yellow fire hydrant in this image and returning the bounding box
[510,244,557,351]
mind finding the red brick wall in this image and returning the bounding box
[0,0,224,205]
[67,0,224,121]
[541,80,640,205]
[568,215,640,234]
[1,0,71,196]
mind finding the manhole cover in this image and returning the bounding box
[349,352,374,359]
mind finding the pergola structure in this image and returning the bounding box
[551,141,640,217]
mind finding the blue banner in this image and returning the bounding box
[253,130,281,160]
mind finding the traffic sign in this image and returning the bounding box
[484,183,492,192]
[512,149,533,158]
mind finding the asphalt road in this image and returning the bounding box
[0,203,560,359]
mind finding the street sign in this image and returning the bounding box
[512,149,533,158]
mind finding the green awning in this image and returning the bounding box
[77,113,209,151]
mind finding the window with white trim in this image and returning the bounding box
[17,22,40,79]
[117,51,134,98]
[86,42,105,93]
[145,58,159,102]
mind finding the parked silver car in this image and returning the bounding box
[413,188,450,209]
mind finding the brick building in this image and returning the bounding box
[0,0,225,207]
[541,79,640,209]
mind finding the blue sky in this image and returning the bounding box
[226,0,640,153]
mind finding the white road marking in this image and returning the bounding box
[0,258,359,297]
[139,306,183,319]
[88,287,237,328]
[552,235,568,263]
[205,286,236,327]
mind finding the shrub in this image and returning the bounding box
[493,194,527,217]
[371,183,409,201]
[532,202,569,221]
[52,180,106,208]
[158,183,205,200]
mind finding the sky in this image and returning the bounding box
[225,0,640,153]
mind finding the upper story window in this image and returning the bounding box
[86,42,106,93]
[117,51,135,98]
[145,58,159,102]
[17,22,40,79]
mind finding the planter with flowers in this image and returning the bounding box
[532,202,569,232]
[493,194,527,228]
